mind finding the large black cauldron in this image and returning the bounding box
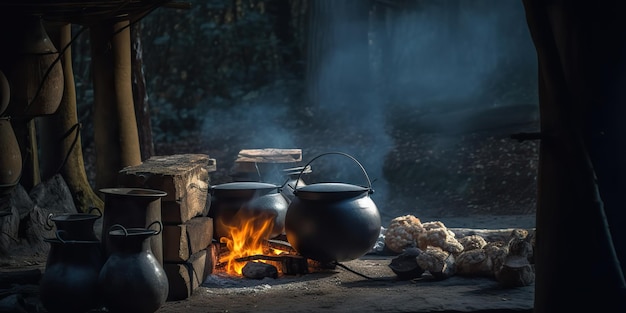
[285,152,381,263]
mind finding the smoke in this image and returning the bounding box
[383,1,537,111]
[202,102,296,149]
[200,1,537,220]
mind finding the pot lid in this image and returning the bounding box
[212,181,278,190]
[297,182,367,193]
[99,188,167,198]
[211,181,280,197]
[44,238,100,245]
[294,182,370,201]
[108,228,158,237]
[50,213,100,222]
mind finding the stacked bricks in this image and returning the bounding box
[118,154,218,300]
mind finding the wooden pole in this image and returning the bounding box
[90,17,142,192]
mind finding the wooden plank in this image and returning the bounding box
[235,148,302,163]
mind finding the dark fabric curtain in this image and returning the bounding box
[522,0,626,311]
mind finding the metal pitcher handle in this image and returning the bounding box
[55,230,68,243]
[294,152,374,194]
[146,220,163,235]
[108,224,129,236]
[88,206,103,218]
[45,213,55,230]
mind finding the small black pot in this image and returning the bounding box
[209,181,287,240]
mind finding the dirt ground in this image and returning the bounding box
[0,215,535,313]
[161,259,534,313]
[153,113,539,312]
[157,215,536,313]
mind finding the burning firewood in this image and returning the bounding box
[241,262,278,279]
[235,254,308,275]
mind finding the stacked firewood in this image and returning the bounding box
[118,154,218,300]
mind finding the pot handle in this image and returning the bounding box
[294,152,374,194]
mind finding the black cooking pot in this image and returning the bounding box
[209,181,288,240]
[285,152,381,263]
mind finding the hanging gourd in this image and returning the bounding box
[0,116,22,195]
[5,15,64,117]
[0,67,21,194]
[0,70,9,115]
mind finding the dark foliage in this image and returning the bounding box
[74,0,538,220]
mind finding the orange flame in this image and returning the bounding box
[218,215,276,275]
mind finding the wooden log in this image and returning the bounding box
[164,248,213,301]
[161,200,209,226]
[235,254,308,275]
[266,239,297,255]
[118,154,215,224]
[448,227,536,243]
[162,224,189,263]
[162,217,213,263]
[186,217,213,255]
[242,262,278,279]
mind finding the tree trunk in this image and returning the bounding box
[522,0,626,312]
[305,0,371,112]
[39,23,103,213]
[131,21,154,161]
[90,18,142,192]
[10,118,39,191]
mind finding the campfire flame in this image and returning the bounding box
[218,214,277,275]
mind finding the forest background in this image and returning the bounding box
[69,0,539,224]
